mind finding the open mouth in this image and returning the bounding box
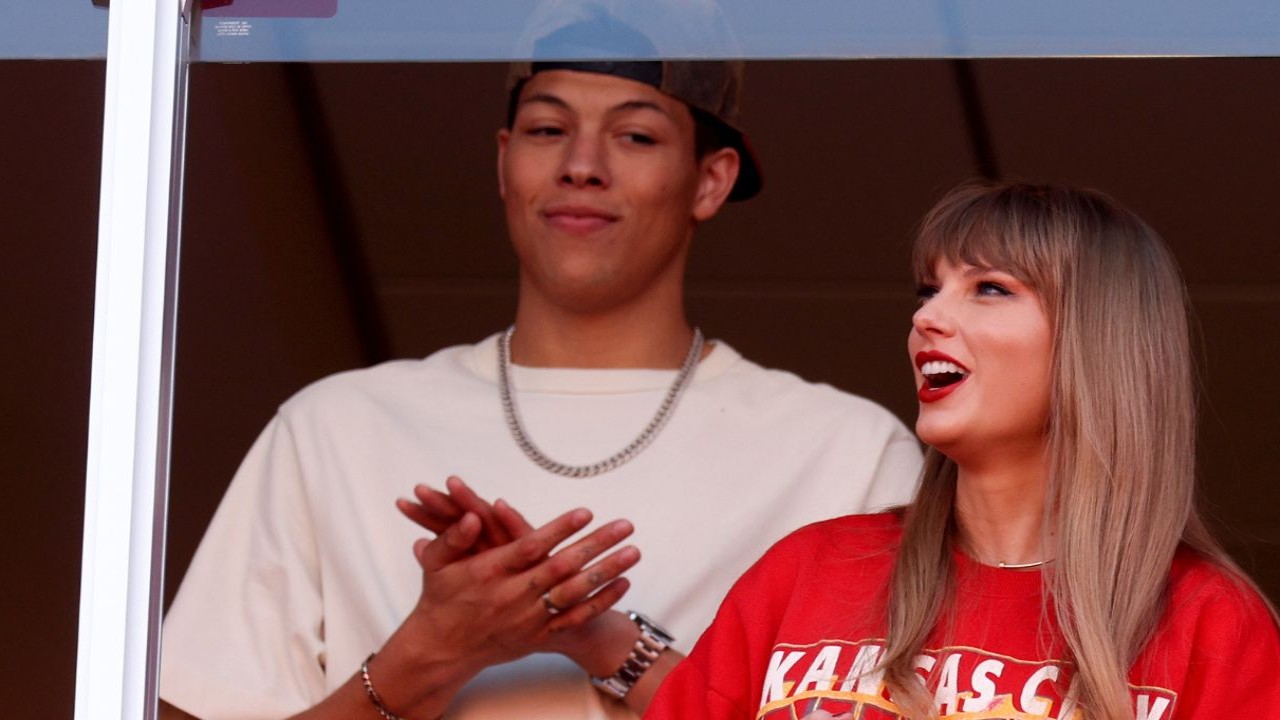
[921,360,969,389]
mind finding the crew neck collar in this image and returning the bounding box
[461,332,741,394]
[951,544,1047,599]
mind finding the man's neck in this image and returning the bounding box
[507,309,697,370]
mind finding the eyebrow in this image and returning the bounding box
[516,94,672,120]
[609,99,671,118]
[517,92,570,112]
[961,264,1032,288]
[959,261,1017,277]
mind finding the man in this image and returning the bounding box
[159,55,920,720]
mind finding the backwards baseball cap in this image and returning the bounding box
[506,3,762,202]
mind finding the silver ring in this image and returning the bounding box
[541,592,563,616]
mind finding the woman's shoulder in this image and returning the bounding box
[1169,548,1266,601]
[1138,546,1280,707]
[1163,546,1279,641]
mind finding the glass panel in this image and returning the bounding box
[0,59,105,716]
[0,1,109,59]
[164,61,1280,690]
[164,4,1280,717]
[192,0,1280,62]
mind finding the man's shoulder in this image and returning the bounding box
[715,343,909,428]
[278,341,485,417]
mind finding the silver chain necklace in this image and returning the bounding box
[497,325,704,478]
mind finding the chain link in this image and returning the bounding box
[498,326,704,478]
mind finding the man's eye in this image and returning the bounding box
[624,132,656,145]
[525,126,563,137]
[976,281,1012,297]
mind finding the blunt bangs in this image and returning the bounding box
[911,181,1084,313]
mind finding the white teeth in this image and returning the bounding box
[921,360,968,376]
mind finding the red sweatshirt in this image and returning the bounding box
[647,513,1280,719]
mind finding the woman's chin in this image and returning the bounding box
[915,421,961,454]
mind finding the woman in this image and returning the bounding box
[644,180,1280,719]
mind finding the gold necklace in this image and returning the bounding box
[996,559,1052,570]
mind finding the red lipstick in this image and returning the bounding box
[914,350,969,404]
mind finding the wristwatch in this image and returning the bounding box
[590,611,675,700]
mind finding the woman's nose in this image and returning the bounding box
[912,296,954,337]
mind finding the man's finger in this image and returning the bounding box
[494,498,535,538]
[494,507,593,574]
[446,476,512,548]
[395,497,454,536]
[524,518,634,592]
[542,545,640,609]
[407,481,511,552]
[546,578,631,632]
[412,484,465,521]
[415,512,482,572]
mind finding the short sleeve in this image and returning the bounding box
[159,414,327,720]
[859,425,922,513]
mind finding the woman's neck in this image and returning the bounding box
[953,457,1051,568]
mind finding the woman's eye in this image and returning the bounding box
[976,281,1012,297]
[915,284,939,302]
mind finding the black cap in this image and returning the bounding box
[507,5,762,201]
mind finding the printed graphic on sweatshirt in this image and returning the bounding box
[756,639,1176,719]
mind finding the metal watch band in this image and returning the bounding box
[590,611,675,700]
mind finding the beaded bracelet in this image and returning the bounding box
[360,653,409,720]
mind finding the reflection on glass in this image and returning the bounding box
[192,0,1280,62]
[0,1,109,59]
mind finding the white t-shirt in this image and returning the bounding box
[160,335,921,719]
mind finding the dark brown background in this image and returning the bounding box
[3,58,1277,718]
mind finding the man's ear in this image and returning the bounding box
[496,128,510,200]
[692,147,740,222]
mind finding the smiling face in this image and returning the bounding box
[908,258,1055,467]
[497,69,738,316]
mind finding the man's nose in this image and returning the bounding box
[558,133,609,190]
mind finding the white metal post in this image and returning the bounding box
[77,0,186,718]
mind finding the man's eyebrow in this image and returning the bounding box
[608,99,671,118]
[517,92,570,111]
[516,94,672,119]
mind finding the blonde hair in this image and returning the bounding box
[882,180,1256,718]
